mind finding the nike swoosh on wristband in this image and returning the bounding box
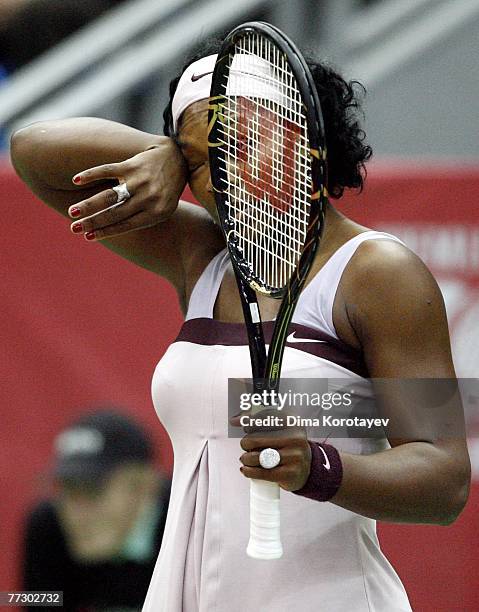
[318,445,331,470]
[191,71,213,82]
[286,332,327,344]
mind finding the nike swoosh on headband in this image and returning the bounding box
[191,71,213,82]
[190,67,263,82]
[319,445,331,470]
[286,332,327,344]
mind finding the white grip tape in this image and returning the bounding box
[247,479,283,559]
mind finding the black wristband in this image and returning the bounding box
[292,441,343,502]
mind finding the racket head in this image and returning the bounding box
[208,21,327,299]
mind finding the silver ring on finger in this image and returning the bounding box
[112,182,131,204]
[259,448,281,470]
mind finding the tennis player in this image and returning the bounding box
[11,38,470,612]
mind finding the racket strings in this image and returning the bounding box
[216,143,311,198]
[217,33,311,291]
[216,101,310,180]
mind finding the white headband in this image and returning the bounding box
[171,54,217,132]
[171,53,290,132]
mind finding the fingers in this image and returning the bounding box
[239,442,312,491]
[67,184,166,242]
[68,186,130,220]
[66,147,183,241]
[240,463,304,489]
[240,450,261,468]
[78,211,153,241]
[67,182,160,241]
[73,163,125,185]
[240,446,305,468]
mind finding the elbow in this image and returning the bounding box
[10,128,25,168]
[437,464,471,526]
[11,121,48,154]
[440,485,470,526]
[10,125,33,173]
[11,123,35,151]
[10,122,44,179]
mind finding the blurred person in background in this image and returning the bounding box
[22,408,170,612]
[0,0,125,73]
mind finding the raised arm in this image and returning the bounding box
[10,118,223,303]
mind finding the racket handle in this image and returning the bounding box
[247,479,283,559]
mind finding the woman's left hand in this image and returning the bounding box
[238,426,312,492]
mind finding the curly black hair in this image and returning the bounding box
[163,37,372,199]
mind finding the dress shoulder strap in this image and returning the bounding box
[185,248,229,321]
[293,231,405,339]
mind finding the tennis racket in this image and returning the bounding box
[208,22,327,559]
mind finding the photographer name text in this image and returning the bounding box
[239,414,390,429]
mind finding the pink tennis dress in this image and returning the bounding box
[143,231,412,612]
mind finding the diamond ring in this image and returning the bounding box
[112,182,131,204]
[259,448,281,469]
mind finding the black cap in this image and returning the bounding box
[53,409,153,483]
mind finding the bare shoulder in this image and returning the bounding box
[343,238,441,306]
[338,237,454,377]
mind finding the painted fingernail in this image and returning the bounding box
[73,175,81,184]
[69,207,81,218]
[85,231,96,241]
[71,222,83,234]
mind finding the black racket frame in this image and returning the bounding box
[208,21,327,392]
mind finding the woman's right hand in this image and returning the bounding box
[67,136,187,241]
